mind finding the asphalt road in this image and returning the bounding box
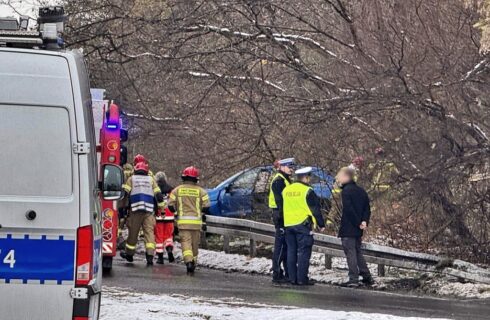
[103,256,490,320]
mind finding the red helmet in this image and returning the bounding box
[133,154,146,165]
[352,156,365,167]
[182,166,200,179]
[134,161,149,173]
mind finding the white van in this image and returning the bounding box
[0,7,123,320]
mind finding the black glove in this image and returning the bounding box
[202,214,207,222]
[202,223,207,232]
[174,225,179,236]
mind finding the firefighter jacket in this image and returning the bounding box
[123,174,163,213]
[368,161,398,193]
[167,183,210,231]
[282,182,325,229]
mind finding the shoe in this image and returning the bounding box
[341,280,360,288]
[186,262,195,275]
[156,253,164,265]
[166,247,175,263]
[297,280,316,286]
[272,277,290,284]
[120,251,133,263]
[362,276,374,286]
[146,254,154,266]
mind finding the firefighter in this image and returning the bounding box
[118,163,134,227]
[283,167,326,285]
[133,154,146,166]
[268,157,295,283]
[131,154,155,178]
[120,161,164,266]
[369,147,398,194]
[167,166,210,275]
[154,171,175,264]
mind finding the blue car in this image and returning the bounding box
[207,166,335,219]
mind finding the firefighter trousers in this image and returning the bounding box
[180,229,201,264]
[125,211,156,256]
[154,221,174,253]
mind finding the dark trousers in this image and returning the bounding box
[272,227,288,279]
[285,224,314,284]
[341,237,371,281]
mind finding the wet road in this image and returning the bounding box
[103,256,490,320]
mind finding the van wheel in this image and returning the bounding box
[102,256,113,274]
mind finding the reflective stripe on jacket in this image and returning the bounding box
[282,182,317,228]
[268,172,291,209]
[168,183,210,230]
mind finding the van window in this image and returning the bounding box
[0,105,72,197]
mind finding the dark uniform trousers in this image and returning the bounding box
[272,209,288,279]
[285,223,314,284]
[341,237,371,281]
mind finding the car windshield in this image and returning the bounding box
[215,171,243,189]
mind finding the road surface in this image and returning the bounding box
[103,256,490,320]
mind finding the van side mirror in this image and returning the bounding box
[101,164,124,200]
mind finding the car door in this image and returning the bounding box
[251,167,273,222]
[220,168,261,217]
[311,168,335,214]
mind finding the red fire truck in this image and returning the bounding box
[92,92,128,272]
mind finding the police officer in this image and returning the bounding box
[167,166,210,275]
[283,167,326,286]
[268,158,295,283]
[120,161,165,266]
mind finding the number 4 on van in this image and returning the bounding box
[1,249,16,268]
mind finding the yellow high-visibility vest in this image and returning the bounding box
[282,182,317,227]
[268,172,290,209]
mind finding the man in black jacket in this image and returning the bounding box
[336,167,374,287]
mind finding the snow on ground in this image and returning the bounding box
[100,287,451,320]
[129,235,490,299]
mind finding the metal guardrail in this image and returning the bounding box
[206,215,490,284]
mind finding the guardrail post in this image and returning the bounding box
[223,235,230,253]
[378,264,386,277]
[324,255,333,269]
[200,231,208,249]
[249,238,257,257]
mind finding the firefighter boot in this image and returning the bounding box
[156,252,164,265]
[186,262,195,275]
[146,254,154,266]
[120,251,134,263]
[166,246,175,263]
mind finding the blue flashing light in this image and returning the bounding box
[106,124,118,129]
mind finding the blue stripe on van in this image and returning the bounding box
[0,234,75,284]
